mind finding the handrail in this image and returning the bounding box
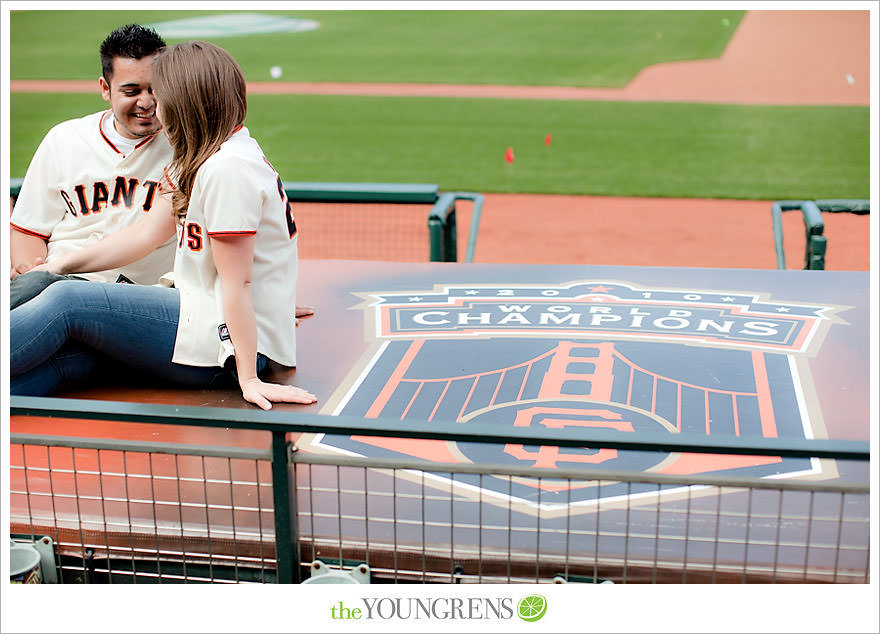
[10,432,868,494]
[283,181,439,204]
[10,177,439,205]
[427,191,484,262]
[771,199,869,270]
[10,395,870,461]
[452,191,485,263]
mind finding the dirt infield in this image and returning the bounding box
[462,10,870,271]
[457,194,868,270]
[449,10,871,271]
[10,10,870,270]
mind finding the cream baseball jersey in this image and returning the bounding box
[169,127,299,368]
[11,110,176,284]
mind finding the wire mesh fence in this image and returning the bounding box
[294,201,433,262]
[10,438,277,584]
[10,433,869,585]
[291,454,869,584]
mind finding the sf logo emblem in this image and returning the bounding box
[459,399,677,477]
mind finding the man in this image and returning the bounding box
[11,23,314,322]
[10,23,175,309]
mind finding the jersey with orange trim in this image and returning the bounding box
[10,110,175,284]
[170,126,298,368]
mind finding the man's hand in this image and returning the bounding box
[29,260,64,275]
[10,256,45,280]
[10,229,49,279]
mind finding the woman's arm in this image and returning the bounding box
[210,234,316,410]
[34,193,177,276]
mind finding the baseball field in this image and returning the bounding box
[7,8,872,269]
[4,7,876,613]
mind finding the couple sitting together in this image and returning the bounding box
[10,24,315,410]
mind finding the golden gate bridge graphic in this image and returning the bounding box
[304,280,836,510]
[364,340,778,439]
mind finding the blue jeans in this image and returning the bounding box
[10,270,88,309]
[10,280,264,396]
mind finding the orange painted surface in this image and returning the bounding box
[365,339,424,418]
[658,452,781,476]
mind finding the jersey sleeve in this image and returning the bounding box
[10,125,67,239]
[197,156,261,237]
[160,165,178,193]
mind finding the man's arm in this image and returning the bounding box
[10,228,48,279]
[10,123,63,279]
[33,194,176,277]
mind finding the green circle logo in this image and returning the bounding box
[517,594,547,622]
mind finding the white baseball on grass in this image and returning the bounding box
[270,66,283,79]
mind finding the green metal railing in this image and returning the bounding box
[10,395,870,584]
[771,199,869,270]
[9,178,484,263]
[429,191,485,264]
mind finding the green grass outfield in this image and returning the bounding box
[10,92,868,200]
[8,9,869,199]
[10,9,744,86]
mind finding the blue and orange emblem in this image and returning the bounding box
[301,281,844,513]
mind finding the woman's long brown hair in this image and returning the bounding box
[152,41,247,221]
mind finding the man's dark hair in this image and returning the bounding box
[100,24,166,82]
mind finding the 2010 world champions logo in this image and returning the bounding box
[302,280,845,514]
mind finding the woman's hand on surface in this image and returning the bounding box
[241,378,317,410]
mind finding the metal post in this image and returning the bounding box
[445,206,458,262]
[428,215,444,262]
[808,235,827,270]
[271,431,296,583]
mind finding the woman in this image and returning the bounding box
[10,41,315,410]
